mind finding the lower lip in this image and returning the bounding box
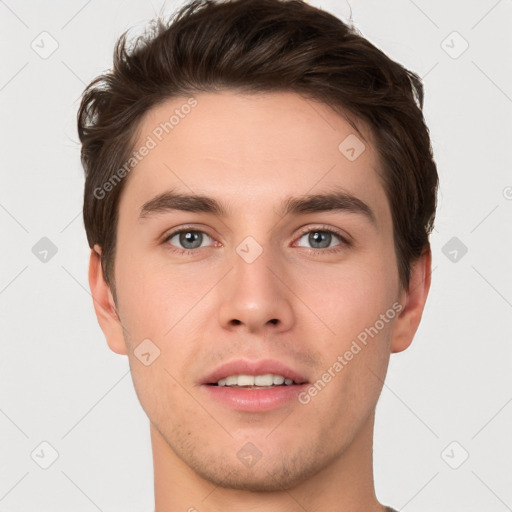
[201,384,308,412]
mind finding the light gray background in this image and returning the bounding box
[1,0,511,511]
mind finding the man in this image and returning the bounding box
[78,0,438,510]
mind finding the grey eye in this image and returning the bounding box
[167,230,212,250]
[296,230,342,249]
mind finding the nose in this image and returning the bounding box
[217,241,295,334]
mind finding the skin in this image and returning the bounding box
[89,91,431,512]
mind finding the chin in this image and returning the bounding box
[194,461,312,492]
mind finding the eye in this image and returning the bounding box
[163,225,350,255]
[294,227,349,251]
[164,228,214,253]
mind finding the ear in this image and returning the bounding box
[391,247,432,353]
[88,245,127,355]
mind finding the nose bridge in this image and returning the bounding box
[217,233,295,332]
[235,234,278,296]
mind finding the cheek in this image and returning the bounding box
[294,252,399,343]
[115,248,205,339]
[127,353,184,427]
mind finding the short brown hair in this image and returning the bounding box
[78,0,438,292]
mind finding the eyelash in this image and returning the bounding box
[162,224,351,256]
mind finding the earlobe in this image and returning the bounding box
[391,247,432,353]
[88,245,128,355]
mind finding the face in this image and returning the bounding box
[94,91,416,491]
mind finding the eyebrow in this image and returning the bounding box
[139,187,377,226]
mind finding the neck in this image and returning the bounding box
[152,410,385,512]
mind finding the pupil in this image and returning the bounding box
[180,231,201,249]
[310,231,330,248]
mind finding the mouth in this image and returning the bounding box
[206,373,306,388]
[200,359,309,412]
[201,358,309,386]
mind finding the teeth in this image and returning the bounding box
[272,375,285,385]
[238,375,255,386]
[215,374,296,387]
[254,374,273,386]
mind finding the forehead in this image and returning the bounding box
[122,90,389,225]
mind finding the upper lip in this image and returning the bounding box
[201,359,309,385]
